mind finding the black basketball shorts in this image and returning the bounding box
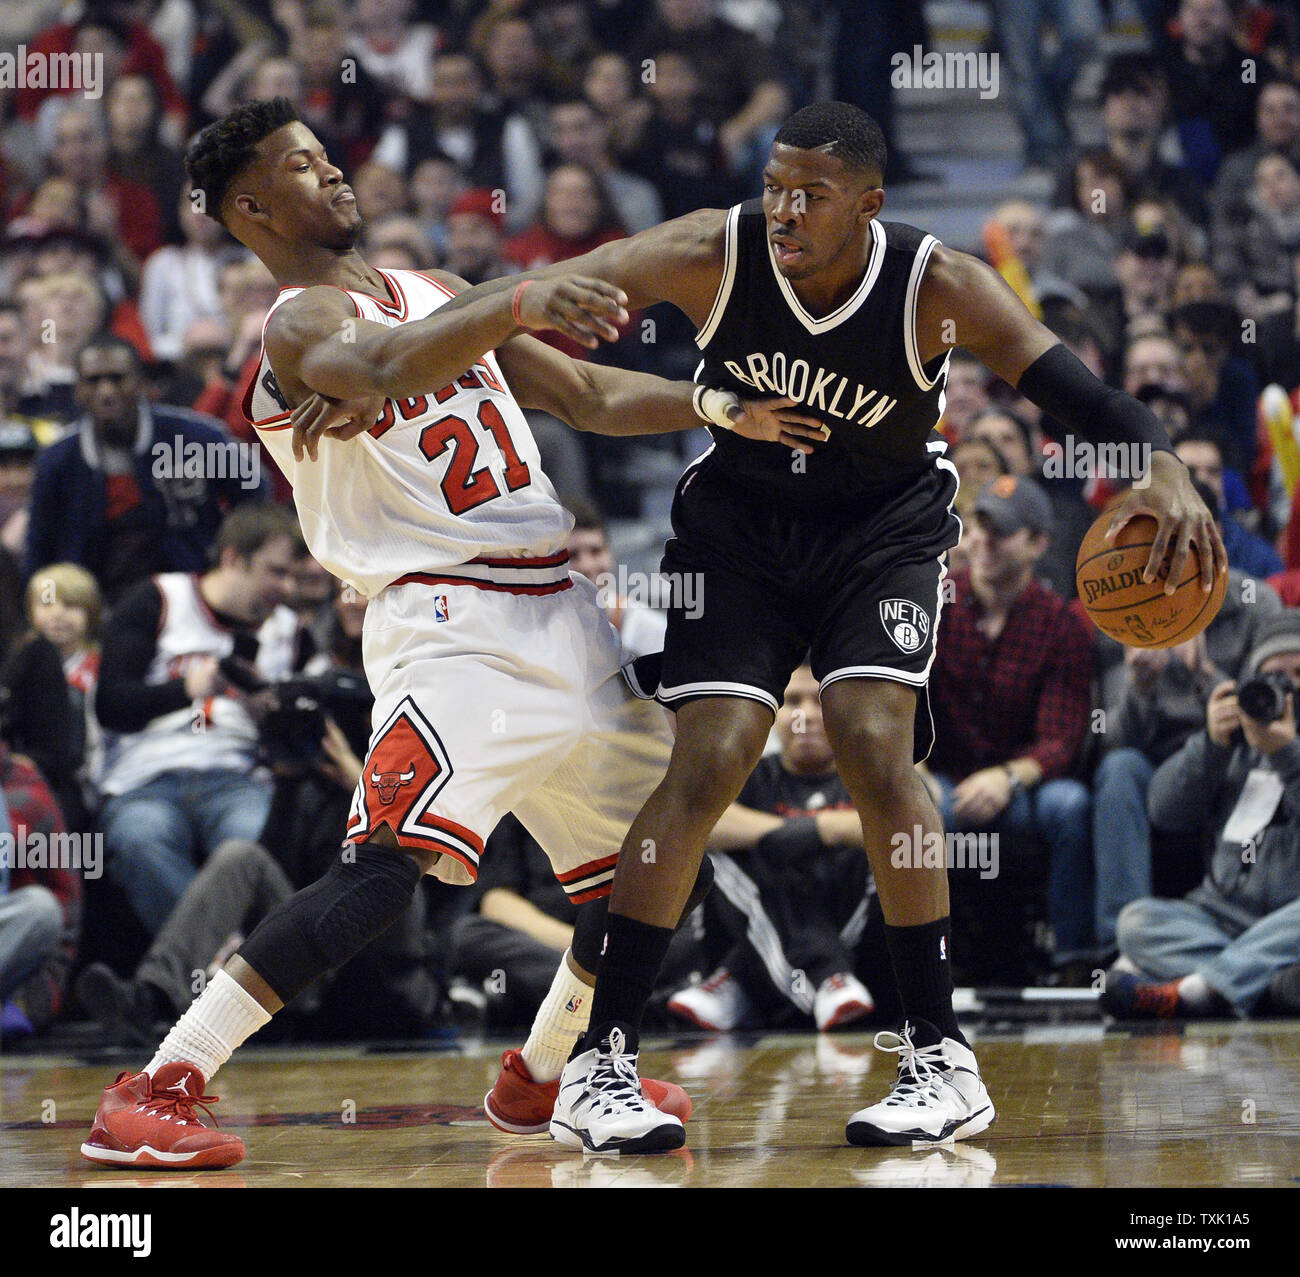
[654,451,960,761]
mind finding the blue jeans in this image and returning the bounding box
[1117,895,1300,1014]
[934,772,1095,960]
[1092,748,1155,953]
[991,0,1102,166]
[0,885,62,1000]
[103,768,272,936]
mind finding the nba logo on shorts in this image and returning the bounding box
[433,594,450,623]
[880,599,929,654]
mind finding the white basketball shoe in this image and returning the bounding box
[845,1020,995,1147]
[550,1026,686,1155]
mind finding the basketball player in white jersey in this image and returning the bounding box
[81,97,828,1167]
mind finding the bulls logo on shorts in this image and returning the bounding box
[879,598,930,654]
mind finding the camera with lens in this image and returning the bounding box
[218,655,371,766]
[1236,670,1296,724]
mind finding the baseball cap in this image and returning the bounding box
[973,473,1054,536]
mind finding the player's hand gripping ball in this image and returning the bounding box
[1076,505,1226,648]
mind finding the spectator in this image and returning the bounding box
[0,421,38,559]
[1123,330,1188,396]
[1214,150,1300,319]
[94,504,304,935]
[288,0,389,171]
[15,8,185,133]
[18,271,110,403]
[365,216,436,272]
[138,185,233,362]
[937,349,992,441]
[478,14,554,142]
[950,435,1010,526]
[26,336,266,603]
[632,0,790,178]
[25,562,105,820]
[547,99,663,234]
[40,100,164,274]
[1043,149,1133,301]
[1160,0,1262,182]
[969,407,1093,599]
[665,664,888,1033]
[0,740,80,1040]
[1114,223,1180,336]
[626,48,739,220]
[583,52,652,160]
[1253,248,1300,392]
[1171,299,1260,471]
[1210,79,1300,248]
[442,189,512,286]
[0,546,80,822]
[566,500,666,659]
[1064,52,1208,228]
[990,0,1102,173]
[922,475,1097,974]
[1175,431,1282,575]
[1093,554,1281,957]
[348,0,441,105]
[409,153,464,256]
[350,159,410,223]
[1102,610,1300,1018]
[374,51,544,234]
[105,74,184,247]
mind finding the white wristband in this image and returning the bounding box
[692,386,741,431]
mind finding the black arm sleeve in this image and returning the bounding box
[95,581,192,732]
[1017,342,1175,456]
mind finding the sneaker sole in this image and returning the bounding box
[665,1003,733,1034]
[817,1000,875,1032]
[482,1089,549,1136]
[549,1118,686,1155]
[79,1141,244,1169]
[846,1106,996,1148]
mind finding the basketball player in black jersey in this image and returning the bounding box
[309,102,1223,1151]
[513,101,1225,1149]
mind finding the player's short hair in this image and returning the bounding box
[215,503,305,563]
[772,102,886,181]
[185,96,300,227]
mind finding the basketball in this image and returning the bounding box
[1075,508,1226,648]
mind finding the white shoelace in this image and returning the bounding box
[873,1025,951,1109]
[586,1028,649,1117]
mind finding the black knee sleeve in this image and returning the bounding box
[237,842,422,1004]
[569,856,715,974]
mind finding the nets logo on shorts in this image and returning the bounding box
[880,599,930,654]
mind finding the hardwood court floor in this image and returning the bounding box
[2,1021,1298,1188]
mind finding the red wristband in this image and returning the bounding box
[511,279,534,326]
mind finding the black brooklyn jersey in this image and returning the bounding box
[696,199,949,510]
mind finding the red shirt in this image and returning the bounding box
[928,570,1096,782]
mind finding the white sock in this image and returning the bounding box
[1176,972,1218,1011]
[520,950,593,1083]
[145,969,272,1083]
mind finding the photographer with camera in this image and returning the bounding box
[1100,611,1300,1019]
[96,505,306,936]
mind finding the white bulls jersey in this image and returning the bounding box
[244,268,571,598]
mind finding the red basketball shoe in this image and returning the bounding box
[484,1048,691,1134]
[80,1062,245,1169]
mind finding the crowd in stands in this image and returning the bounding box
[2,0,1300,1048]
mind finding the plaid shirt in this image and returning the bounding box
[929,571,1096,783]
[1,742,80,1011]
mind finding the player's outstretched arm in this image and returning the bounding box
[266,273,629,458]
[523,208,730,322]
[916,246,1227,592]
[494,333,828,452]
